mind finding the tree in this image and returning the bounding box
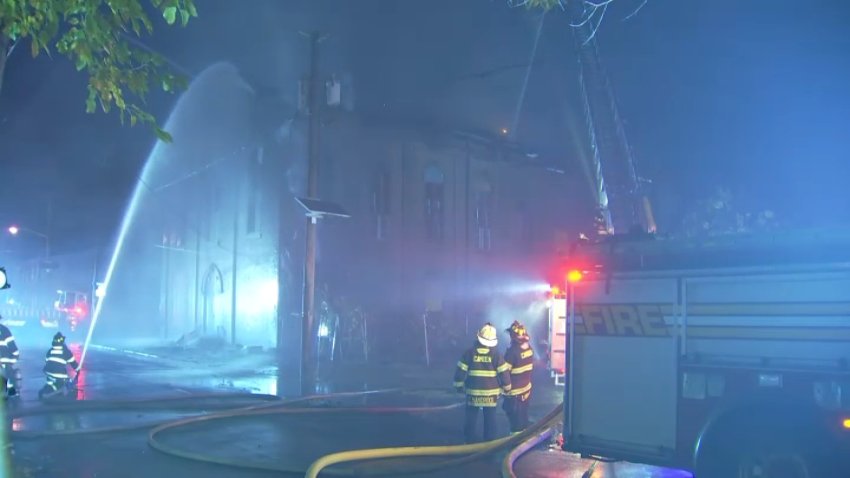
[510,0,649,43]
[678,186,781,238]
[0,0,197,141]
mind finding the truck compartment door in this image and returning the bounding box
[568,277,679,461]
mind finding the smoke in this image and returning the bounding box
[483,297,549,341]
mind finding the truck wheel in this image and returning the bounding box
[696,425,824,478]
[734,448,811,478]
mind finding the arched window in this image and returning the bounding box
[423,164,445,242]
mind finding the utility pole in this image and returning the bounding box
[301,31,322,396]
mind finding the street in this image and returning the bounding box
[4,336,690,478]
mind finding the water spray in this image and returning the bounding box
[78,162,154,370]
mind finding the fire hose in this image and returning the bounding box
[301,403,562,478]
[9,388,413,438]
[7,388,564,477]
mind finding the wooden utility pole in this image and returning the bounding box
[301,31,322,395]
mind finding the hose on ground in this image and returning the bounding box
[148,392,467,476]
[10,387,565,478]
[500,425,556,478]
[303,403,563,478]
[8,388,423,438]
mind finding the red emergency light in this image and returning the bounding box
[550,285,561,297]
[567,270,583,283]
[71,302,88,318]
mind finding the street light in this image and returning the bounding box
[6,224,50,259]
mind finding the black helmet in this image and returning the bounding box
[52,332,66,345]
[506,320,530,342]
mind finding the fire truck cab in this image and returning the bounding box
[52,290,90,332]
[558,229,850,478]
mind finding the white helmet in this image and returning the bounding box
[477,323,498,348]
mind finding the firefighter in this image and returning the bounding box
[503,320,534,433]
[453,323,512,443]
[0,314,22,397]
[39,332,79,399]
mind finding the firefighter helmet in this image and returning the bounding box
[477,323,498,347]
[506,320,530,342]
[52,332,65,345]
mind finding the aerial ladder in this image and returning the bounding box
[547,11,659,386]
[572,18,657,236]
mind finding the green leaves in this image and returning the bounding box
[524,0,563,10]
[0,0,199,141]
[162,6,176,25]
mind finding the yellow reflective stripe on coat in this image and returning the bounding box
[508,382,532,396]
[457,361,469,371]
[496,362,511,373]
[465,388,503,396]
[510,363,533,375]
[468,370,497,377]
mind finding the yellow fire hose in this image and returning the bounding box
[147,396,467,475]
[8,388,565,478]
[500,425,557,478]
[303,403,563,478]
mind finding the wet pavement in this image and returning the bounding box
[3,336,692,477]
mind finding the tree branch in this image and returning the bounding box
[515,0,650,40]
[0,35,8,99]
[623,0,648,21]
[583,2,609,45]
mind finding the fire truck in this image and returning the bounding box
[550,229,850,478]
[0,288,90,333]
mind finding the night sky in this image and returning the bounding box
[1,0,849,257]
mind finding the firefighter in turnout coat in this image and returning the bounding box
[503,320,534,433]
[0,315,22,397]
[39,332,79,399]
[454,323,512,443]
